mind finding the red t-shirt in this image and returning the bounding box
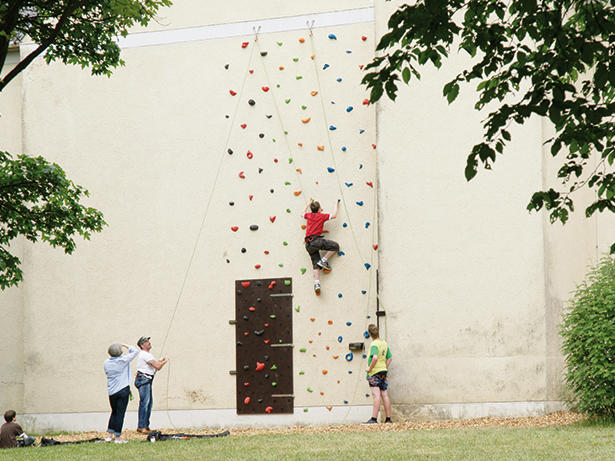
[304,212,330,237]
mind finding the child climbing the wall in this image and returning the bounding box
[304,198,340,295]
[364,324,392,424]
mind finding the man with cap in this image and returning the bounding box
[135,336,168,433]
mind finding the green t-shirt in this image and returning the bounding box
[367,338,391,376]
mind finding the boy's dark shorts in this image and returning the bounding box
[305,236,339,269]
[367,371,388,391]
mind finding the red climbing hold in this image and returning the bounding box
[265,406,273,414]
[264,339,270,344]
[362,98,370,105]
[249,69,254,74]
[242,281,251,287]
[362,35,367,41]
[262,86,270,92]
[264,250,270,255]
[247,151,253,159]
[249,195,254,200]
[372,144,377,149]
[255,362,265,371]
[244,397,251,404]
[274,158,278,163]
[373,244,379,250]
[231,226,239,232]
[359,64,364,70]
[240,123,247,129]
[244,332,249,336]
[366,181,374,188]
[268,281,277,290]
[238,171,245,179]
[241,42,249,48]
[270,216,276,223]
[264,323,269,327]
[244,382,250,386]
[229,90,237,96]
[255,264,261,269]
[249,306,256,311]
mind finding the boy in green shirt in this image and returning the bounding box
[363,324,392,424]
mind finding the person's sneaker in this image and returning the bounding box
[314,280,321,295]
[104,436,113,442]
[114,439,128,444]
[362,418,378,425]
[137,428,150,433]
[316,258,331,271]
[384,418,393,423]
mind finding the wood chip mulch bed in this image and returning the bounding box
[47,411,585,443]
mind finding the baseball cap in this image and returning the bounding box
[137,336,151,347]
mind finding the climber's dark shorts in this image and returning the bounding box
[367,371,388,391]
[305,235,339,269]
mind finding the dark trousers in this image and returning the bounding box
[107,385,130,436]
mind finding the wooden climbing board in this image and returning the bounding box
[234,277,293,414]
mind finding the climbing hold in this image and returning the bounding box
[279,65,285,70]
[277,41,283,46]
[365,222,370,229]
[356,201,364,206]
[299,37,305,43]
[310,318,315,322]
[268,281,277,290]
[328,33,337,40]
[329,125,336,130]
[361,290,367,294]
[323,64,329,70]
[336,78,342,82]
[326,406,333,411]
[229,90,237,96]
[241,41,249,48]
[362,35,367,41]
[344,182,353,187]
[283,241,288,246]
[270,364,278,370]
[373,244,378,250]
[295,305,300,312]
[238,171,245,179]
[244,397,251,405]
[322,370,328,375]
[254,264,261,269]
[269,216,276,223]
[346,50,352,53]
[320,392,324,396]
[345,353,353,361]
[359,129,365,134]
[366,181,373,188]
[264,339,270,344]
[317,146,325,151]
[299,347,307,352]
[240,123,247,129]
[288,158,293,164]
[307,387,313,393]
[365,263,371,270]
[333,355,339,359]
[229,201,234,206]
[296,75,303,80]
[342,223,348,228]
[231,226,239,232]
[362,98,370,105]
[265,406,273,413]
[311,91,319,96]
[247,151,253,159]
[266,114,272,119]
[359,164,364,169]
[241,248,247,253]
[346,106,353,112]
[255,362,265,371]
[364,331,370,338]
[249,195,254,201]
[294,190,302,196]
[224,64,229,69]
[264,323,269,327]
[344,400,349,404]
[346,322,352,326]
[337,336,343,343]
[249,69,254,74]
[293,57,299,62]
[272,382,277,387]
[249,306,255,311]
[284,181,291,185]
[338,293,343,298]
[327,167,335,173]
[248,99,255,106]
[250,225,259,231]
[372,144,377,149]
[258,168,263,174]
[338,251,345,256]
[328,320,333,325]
[341,146,347,152]
[301,117,311,124]
[261,86,270,92]
[270,314,277,319]
[227,148,233,155]
[284,280,291,286]
[254,329,264,336]
[284,98,291,104]
[274,158,278,163]
[241,281,251,288]
[260,51,268,57]
[264,250,269,255]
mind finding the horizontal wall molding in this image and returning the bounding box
[117,7,375,49]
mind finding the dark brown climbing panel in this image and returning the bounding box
[234,277,293,414]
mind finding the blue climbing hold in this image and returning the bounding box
[363,331,369,338]
[338,293,343,298]
[346,321,352,326]
[359,129,365,134]
[327,167,335,173]
[336,77,342,82]
[345,352,353,361]
[342,223,348,228]
[361,290,367,294]
[344,182,353,187]
[323,63,330,70]
[365,263,371,270]
[362,354,367,359]
[341,146,347,151]
[359,164,363,169]
[365,222,370,229]
[329,125,336,130]
[328,33,337,40]
[344,400,349,404]
[337,336,343,343]
[346,106,353,112]
[346,50,352,54]
[348,370,353,374]
[356,201,364,206]
[338,251,345,256]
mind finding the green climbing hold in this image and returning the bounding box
[284,130,288,135]
[299,371,305,375]
[285,181,291,185]
[296,75,303,80]
[300,268,307,275]
[272,138,276,142]
[278,263,284,267]
[283,241,288,246]
[277,41,283,46]
[270,314,277,319]
[293,58,299,62]
[288,158,293,164]
[284,280,291,286]
[272,382,277,387]
[304,408,309,412]
[307,387,313,392]
[295,305,300,312]
[276,84,280,88]
[300,347,307,352]
[271,364,278,370]
[286,208,291,213]
[301,105,307,110]
[285,98,291,104]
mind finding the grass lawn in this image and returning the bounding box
[0,422,612,461]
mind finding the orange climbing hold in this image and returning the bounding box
[310,318,315,322]
[326,346,330,350]
[249,306,256,312]
[311,54,315,60]
[301,225,306,229]
[317,146,325,151]
[332,355,339,359]
[322,369,328,375]
[279,66,285,70]
[299,37,305,43]
[320,392,324,396]
[244,397,251,404]
[311,91,319,96]
[296,168,303,173]
[326,406,332,411]
[301,117,311,124]
[294,190,302,196]
[327,320,333,325]
[297,143,303,147]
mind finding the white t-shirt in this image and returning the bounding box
[136,350,157,375]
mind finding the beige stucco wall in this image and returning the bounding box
[2,1,613,429]
[0,50,25,414]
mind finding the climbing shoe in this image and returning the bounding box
[384,418,393,423]
[362,418,378,425]
[317,259,331,271]
[314,280,321,295]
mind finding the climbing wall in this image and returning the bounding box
[188,24,379,415]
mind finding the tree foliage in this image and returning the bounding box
[0,0,172,91]
[0,1,171,289]
[0,152,106,289]
[363,0,615,243]
[561,257,615,417]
